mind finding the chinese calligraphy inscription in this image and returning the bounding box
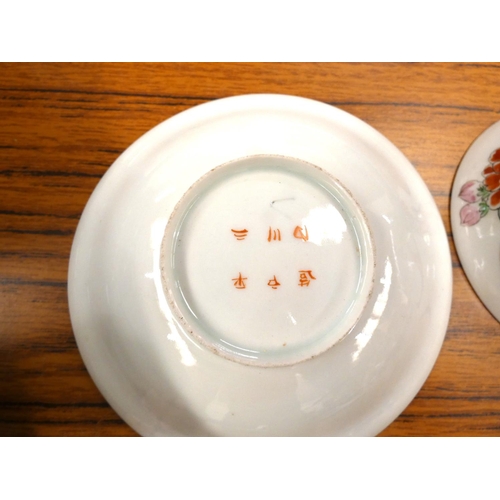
[298,270,316,287]
[232,272,247,289]
[231,225,316,289]
[293,225,309,241]
[268,275,281,289]
[231,229,248,240]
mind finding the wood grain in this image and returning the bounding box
[1,63,499,436]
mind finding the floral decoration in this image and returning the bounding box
[459,147,500,225]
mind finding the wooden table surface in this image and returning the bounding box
[1,62,499,437]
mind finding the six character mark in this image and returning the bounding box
[231,225,316,289]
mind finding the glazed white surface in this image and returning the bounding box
[451,120,500,322]
[68,94,452,436]
[161,156,375,367]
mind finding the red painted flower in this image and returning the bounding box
[488,189,500,209]
[482,165,497,176]
[459,146,500,225]
[484,172,500,191]
[482,150,500,177]
[489,148,500,164]
[481,148,500,209]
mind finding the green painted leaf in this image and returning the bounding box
[478,185,490,201]
[479,202,490,217]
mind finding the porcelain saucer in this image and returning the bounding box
[68,94,452,436]
[451,120,500,322]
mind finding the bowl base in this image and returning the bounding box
[161,155,375,367]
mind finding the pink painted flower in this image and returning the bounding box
[460,203,481,226]
[459,180,481,203]
[459,147,500,226]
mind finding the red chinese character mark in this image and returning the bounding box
[299,270,316,287]
[293,225,309,241]
[268,227,281,241]
[232,272,247,289]
[231,229,248,240]
[267,275,281,289]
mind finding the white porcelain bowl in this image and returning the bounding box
[68,94,452,436]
